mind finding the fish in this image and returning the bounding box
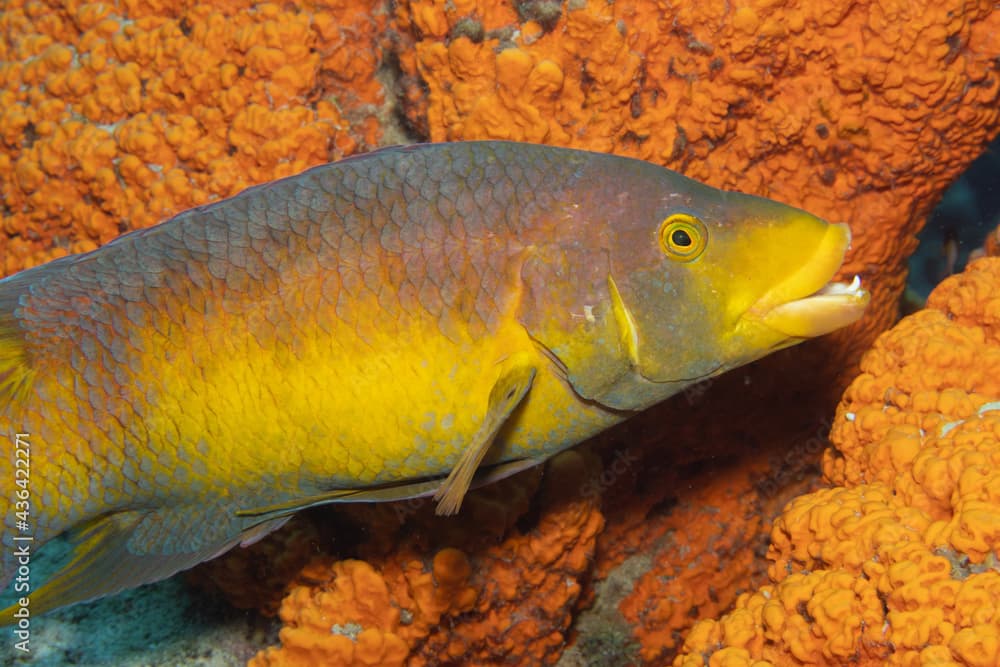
[0,141,870,621]
[941,224,961,279]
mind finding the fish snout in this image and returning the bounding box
[746,223,870,338]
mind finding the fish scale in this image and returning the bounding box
[0,141,868,619]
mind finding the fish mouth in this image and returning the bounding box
[747,223,871,338]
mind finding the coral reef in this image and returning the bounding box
[673,257,1000,665]
[607,459,776,663]
[247,451,603,666]
[0,0,387,275]
[249,559,412,667]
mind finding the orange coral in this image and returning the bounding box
[566,388,838,663]
[673,258,1000,666]
[250,450,605,666]
[250,559,411,667]
[613,462,773,663]
[980,223,1000,259]
[0,0,387,276]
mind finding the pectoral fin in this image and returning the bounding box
[238,358,539,521]
[433,359,537,516]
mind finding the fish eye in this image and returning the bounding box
[658,213,707,262]
[671,229,692,247]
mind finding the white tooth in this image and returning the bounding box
[814,275,865,297]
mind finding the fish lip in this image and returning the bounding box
[757,275,871,338]
[745,222,871,338]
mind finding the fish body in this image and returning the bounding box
[0,141,868,618]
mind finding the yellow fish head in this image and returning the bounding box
[520,163,870,412]
[598,189,869,408]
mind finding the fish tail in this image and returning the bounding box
[0,503,289,623]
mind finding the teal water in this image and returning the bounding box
[0,538,272,666]
[908,133,1000,298]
